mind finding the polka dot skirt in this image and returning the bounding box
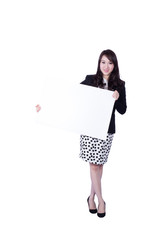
[79,134,114,165]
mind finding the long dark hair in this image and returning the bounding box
[94,49,124,90]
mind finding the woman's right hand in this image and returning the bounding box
[35,104,41,112]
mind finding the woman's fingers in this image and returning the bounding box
[35,104,41,112]
[112,90,119,100]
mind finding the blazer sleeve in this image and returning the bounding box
[80,75,95,86]
[114,83,127,114]
[80,75,89,85]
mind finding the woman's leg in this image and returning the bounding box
[89,163,105,213]
[90,164,103,196]
[89,164,103,208]
[88,183,96,209]
[99,164,103,180]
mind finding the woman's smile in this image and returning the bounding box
[104,68,109,73]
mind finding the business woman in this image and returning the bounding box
[79,49,127,217]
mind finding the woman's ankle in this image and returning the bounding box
[98,198,104,205]
[89,194,95,200]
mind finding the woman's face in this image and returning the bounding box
[100,55,114,79]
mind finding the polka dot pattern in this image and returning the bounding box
[79,134,114,165]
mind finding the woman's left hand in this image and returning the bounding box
[112,90,119,100]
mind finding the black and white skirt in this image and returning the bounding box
[79,134,114,165]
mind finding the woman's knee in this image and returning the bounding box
[90,163,100,172]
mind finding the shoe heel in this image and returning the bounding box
[97,202,106,218]
[87,197,97,214]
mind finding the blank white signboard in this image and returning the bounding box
[36,79,115,140]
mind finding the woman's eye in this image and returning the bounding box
[102,61,105,64]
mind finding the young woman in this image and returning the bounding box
[79,49,127,218]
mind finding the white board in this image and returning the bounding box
[36,78,115,140]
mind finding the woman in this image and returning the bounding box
[79,49,127,218]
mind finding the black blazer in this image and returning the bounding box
[80,75,127,134]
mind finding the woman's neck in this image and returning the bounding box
[103,75,109,81]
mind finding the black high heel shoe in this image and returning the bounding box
[97,201,106,218]
[87,197,97,214]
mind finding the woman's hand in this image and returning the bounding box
[112,90,119,100]
[35,104,41,112]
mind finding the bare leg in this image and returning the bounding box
[89,163,105,213]
[90,164,103,197]
[88,183,96,209]
[99,164,103,180]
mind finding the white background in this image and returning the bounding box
[0,0,160,239]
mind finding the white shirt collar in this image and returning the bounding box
[103,78,108,89]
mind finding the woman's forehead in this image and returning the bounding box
[101,55,111,61]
